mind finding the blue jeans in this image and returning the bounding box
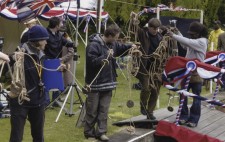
[45,91,60,106]
[180,82,202,124]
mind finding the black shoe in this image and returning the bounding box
[186,122,197,128]
[84,134,95,139]
[97,134,109,141]
[147,113,156,120]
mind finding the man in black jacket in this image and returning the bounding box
[9,25,49,142]
[84,24,136,141]
[44,17,74,106]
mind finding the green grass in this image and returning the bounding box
[0,42,212,142]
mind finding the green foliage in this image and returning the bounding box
[104,0,224,31]
[217,0,225,25]
[203,0,222,27]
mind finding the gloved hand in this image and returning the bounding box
[8,82,23,98]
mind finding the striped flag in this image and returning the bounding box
[30,0,64,16]
[15,0,64,22]
[16,0,35,22]
[0,0,11,11]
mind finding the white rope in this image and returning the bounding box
[128,130,155,142]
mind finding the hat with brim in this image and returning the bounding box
[24,18,37,25]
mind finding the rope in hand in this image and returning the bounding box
[83,48,113,92]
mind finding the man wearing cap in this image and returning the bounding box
[8,25,49,142]
[130,12,163,120]
[168,21,208,127]
[208,20,224,51]
[20,18,38,45]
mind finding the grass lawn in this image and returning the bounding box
[0,43,212,142]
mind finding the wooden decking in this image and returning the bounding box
[109,103,225,142]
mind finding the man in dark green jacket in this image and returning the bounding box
[131,13,163,120]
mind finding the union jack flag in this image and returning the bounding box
[0,0,11,11]
[30,0,64,16]
[15,0,34,8]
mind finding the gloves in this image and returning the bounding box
[8,82,23,98]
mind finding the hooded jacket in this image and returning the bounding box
[85,34,132,91]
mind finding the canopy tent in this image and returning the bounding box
[0,3,108,21]
[0,1,108,51]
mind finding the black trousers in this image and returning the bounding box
[9,104,45,142]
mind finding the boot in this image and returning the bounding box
[147,113,156,120]
[140,103,147,115]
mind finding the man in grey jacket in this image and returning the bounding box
[168,21,208,127]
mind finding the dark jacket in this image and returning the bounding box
[136,27,162,80]
[85,34,132,91]
[9,43,45,107]
[44,28,74,60]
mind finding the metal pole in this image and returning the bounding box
[67,0,81,115]
[200,10,204,24]
[156,7,160,20]
[97,0,103,33]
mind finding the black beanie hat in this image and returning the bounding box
[28,25,49,41]
[188,21,203,35]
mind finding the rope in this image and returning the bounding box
[12,52,29,105]
[84,49,113,92]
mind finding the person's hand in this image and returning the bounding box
[131,44,142,57]
[107,49,114,58]
[170,27,179,34]
[8,81,23,98]
[0,52,10,62]
[131,44,138,50]
[58,63,67,72]
[166,30,174,37]
[130,11,137,18]
[13,52,24,61]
